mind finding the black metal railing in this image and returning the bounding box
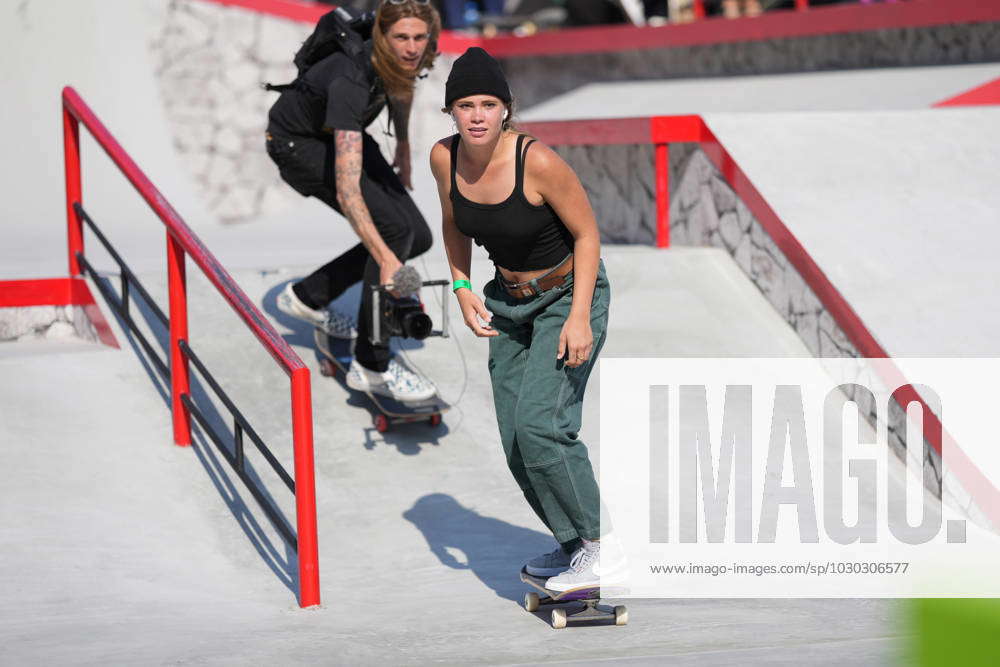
[75,201,296,548]
[179,340,297,547]
[76,204,170,380]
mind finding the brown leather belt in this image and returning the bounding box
[500,255,574,298]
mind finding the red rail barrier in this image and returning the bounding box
[519,113,1000,529]
[192,0,1000,58]
[61,86,320,608]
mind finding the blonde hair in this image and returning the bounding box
[372,0,441,99]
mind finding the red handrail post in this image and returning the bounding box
[167,233,192,447]
[693,0,706,20]
[655,143,671,248]
[291,368,321,607]
[63,105,83,276]
[795,0,809,10]
[63,85,323,608]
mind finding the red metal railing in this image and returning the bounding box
[61,86,320,608]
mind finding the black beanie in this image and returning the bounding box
[445,47,512,107]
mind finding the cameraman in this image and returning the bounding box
[267,0,441,401]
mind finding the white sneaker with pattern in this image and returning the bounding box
[346,358,436,402]
[277,283,357,339]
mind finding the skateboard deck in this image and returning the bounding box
[520,568,628,629]
[314,329,449,433]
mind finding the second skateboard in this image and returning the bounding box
[314,329,450,433]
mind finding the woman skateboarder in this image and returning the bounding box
[429,48,622,592]
[267,0,440,402]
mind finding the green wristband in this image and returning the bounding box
[452,280,472,293]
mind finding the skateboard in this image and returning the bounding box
[520,568,628,629]
[314,329,450,433]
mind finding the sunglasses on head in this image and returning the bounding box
[385,0,431,4]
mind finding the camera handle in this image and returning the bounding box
[369,280,451,346]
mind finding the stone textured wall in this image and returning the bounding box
[150,1,455,225]
[151,0,311,223]
[146,2,1000,225]
[502,22,1000,107]
[0,306,99,343]
[669,150,859,357]
[667,148,953,513]
[551,144,656,244]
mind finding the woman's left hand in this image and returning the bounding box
[557,313,593,369]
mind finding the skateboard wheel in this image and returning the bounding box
[373,414,389,433]
[428,413,442,427]
[319,359,336,377]
[614,605,628,626]
[524,592,540,612]
[551,608,567,629]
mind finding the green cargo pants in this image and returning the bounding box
[483,260,610,544]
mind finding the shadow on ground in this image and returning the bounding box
[404,493,554,602]
[95,273,298,597]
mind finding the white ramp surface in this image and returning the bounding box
[520,64,1000,119]
[705,107,1000,356]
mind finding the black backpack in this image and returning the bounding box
[264,7,375,92]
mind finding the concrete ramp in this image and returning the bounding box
[703,107,1000,357]
[522,64,1000,117]
[1,1,965,661]
[1,246,922,664]
[520,71,1000,358]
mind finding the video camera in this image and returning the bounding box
[368,267,451,345]
[379,294,433,340]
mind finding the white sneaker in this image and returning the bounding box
[346,358,436,402]
[545,538,628,592]
[277,283,357,339]
[525,546,573,577]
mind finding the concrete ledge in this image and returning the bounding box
[0,305,99,344]
[0,278,117,348]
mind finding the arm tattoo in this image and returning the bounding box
[334,130,375,234]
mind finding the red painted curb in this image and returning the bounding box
[934,76,1000,107]
[0,277,119,348]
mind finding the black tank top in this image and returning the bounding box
[450,134,575,271]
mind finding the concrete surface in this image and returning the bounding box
[703,107,1000,357]
[520,76,1000,359]
[0,248,914,664]
[1,0,979,663]
[520,64,1000,120]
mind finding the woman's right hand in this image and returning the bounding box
[457,290,499,337]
